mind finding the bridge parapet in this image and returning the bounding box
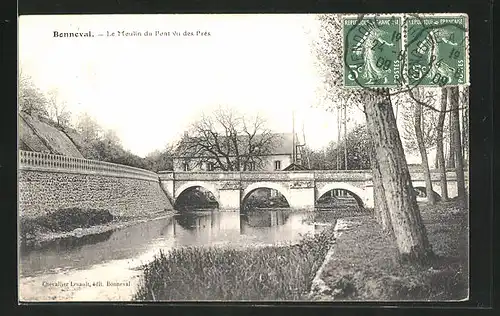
[158,170,377,182]
[158,171,174,180]
[158,169,468,183]
[19,150,159,182]
[167,171,241,181]
[313,170,372,181]
[408,170,468,181]
[240,171,315,181]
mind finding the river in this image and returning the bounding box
[18,209,347,301]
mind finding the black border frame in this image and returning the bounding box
[1,0,495,315]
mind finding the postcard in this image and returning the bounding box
[18,13,469,302]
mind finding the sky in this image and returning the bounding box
[19,14,365,157]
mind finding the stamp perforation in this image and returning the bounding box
[342,13,470,90]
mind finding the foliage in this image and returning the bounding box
[144,145,175,172]
[133,224,336,300]
[19,73,49,118]
[61,112,162,170]
[176,105,282,171]
[305,124,371,170]
[18,71,166,171]
[312,15,365,112]
[19,208,115,242]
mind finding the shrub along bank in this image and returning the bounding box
[133,223,337,301]
[19,208,116,246]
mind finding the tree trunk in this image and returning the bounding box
[413,89,436,205]
[447,101,456,168]
[436,88,449,201]
[449,86,467,202]
[367,121,392,234]
[461,86,469,165]
[363,89,433,264]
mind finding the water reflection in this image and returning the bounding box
[20,209,336,277]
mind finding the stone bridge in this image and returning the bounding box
[17,150,468,215]
[158,170,468,210]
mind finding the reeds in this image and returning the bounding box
[134,225,336,301]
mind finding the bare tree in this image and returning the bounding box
[47,89,72,128]
[412,88,436,205]
[447,105,456,168]
[315,14,433,263]
[176,106,282,171]
[436,88,449,201]
[449,87,467,202]
[459,87,469,165]
[400,89,439,156]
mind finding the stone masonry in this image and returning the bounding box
[18,151,173,219]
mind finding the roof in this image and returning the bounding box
[174,132,300,158]
[283,162,309,171]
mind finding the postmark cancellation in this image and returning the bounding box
[343,13,469,89]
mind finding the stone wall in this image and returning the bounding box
[19,151,173,219]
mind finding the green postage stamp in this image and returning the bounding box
[343,13,469,88]
[406,14,469,87]
[343,15,403,88]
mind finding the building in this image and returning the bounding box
[173,132,307,172]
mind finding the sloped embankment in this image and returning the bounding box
[19,112,84,158]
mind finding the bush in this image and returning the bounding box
[20,208,115,240]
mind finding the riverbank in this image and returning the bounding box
[133,222,337,301]
[311,200,468,301]
[19,208,174,248]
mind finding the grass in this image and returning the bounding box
[318,200,469,301]
[19,208,115,244]
[133,223,336,301]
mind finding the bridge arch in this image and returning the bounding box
[316,182,366,208]
[241,182,292,206]
[174,181,220,203]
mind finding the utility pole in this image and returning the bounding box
[302,121,311,169]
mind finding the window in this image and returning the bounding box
[248,162,256,171]
[207,162,214,171]
[183,162,189,171]
[274,160,281,170]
